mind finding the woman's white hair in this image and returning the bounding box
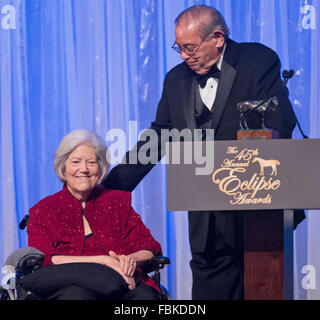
[54,129,110,183]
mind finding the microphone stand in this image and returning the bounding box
[282,69,309,139]
[240,69,309,139]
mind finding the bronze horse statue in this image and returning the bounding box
[237,96,279,130]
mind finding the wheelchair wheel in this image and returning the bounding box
[0,288,10,300]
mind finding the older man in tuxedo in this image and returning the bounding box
[103,5,303,299]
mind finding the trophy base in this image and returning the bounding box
[237,129,279,140]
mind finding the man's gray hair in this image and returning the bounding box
[54,129,110,183]
[175,5,230,40]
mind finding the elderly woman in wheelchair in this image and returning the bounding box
[2,129,169,300]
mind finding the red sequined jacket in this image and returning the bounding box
[27,185,162,267]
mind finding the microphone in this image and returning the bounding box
[282,69,294,88]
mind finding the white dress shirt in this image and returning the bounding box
[198,44,226,110]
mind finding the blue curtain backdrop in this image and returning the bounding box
[0,0,319,299]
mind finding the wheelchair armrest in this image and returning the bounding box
[141,256,170,274]
[16,253,44,274]
[4,247,44,275]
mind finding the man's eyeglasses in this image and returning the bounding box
[171,34,213,56]
[171,41,204,56]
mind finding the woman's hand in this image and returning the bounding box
[109,251,137,277]
[98,255,136,290]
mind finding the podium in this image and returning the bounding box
[166,139,320,299]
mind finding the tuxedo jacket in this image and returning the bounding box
[103,39,302,252]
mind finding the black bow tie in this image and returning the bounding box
[194,64,221,88]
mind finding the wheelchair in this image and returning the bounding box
[1,215,171,300]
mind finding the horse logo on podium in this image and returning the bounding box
[252,157,280,176]
[211,147,281,206]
